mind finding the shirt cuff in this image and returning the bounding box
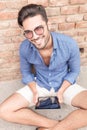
[22,74,35,84]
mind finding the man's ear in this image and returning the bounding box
[45,20,49,28]
[21,26,24,29]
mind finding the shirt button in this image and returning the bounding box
[49,73,51,76]
[49,82,52,85]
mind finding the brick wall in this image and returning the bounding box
[0,0,87,81]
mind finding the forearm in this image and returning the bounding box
[28,81,37,94]
[57,80,72,103]
[59,80,72,93]
[27,81,38,103]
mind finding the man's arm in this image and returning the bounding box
[19,44,38,103]
[28,81,38,103]
[57,39,80,103]
[57,80,71,103]
[64,39,80,84]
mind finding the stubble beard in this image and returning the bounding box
[36,32,51,50]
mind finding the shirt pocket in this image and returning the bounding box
[54,61,68,73]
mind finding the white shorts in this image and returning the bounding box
[16,84,86,106]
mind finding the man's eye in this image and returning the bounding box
[25,30,32,34]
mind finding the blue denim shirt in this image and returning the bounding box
[19,32,80,91]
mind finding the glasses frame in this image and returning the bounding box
[23,25,44,39]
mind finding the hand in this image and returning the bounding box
[57,80,71,103]
[57,90,64,103]
[33,92,38,104]
[28,81,39,104]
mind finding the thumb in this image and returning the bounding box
[33,93,38,104]
[57,92,63,103]
[58,95,63,103]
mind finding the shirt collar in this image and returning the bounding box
[27,40,37,51]
[51,32,58,50]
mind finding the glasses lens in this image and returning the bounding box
[35,25,44,35]
[24,30,33,39]
[23,25,44,39]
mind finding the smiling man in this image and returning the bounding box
[0,4,87,130]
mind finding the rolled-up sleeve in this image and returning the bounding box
[64,40,80,84]
[19,45,35,85]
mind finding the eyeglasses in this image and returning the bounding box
[23,25,44,39]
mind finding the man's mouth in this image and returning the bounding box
[34,36,45,44]
[35,38,42,44]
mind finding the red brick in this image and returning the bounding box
[0,11,18,20]
[48,16,65,24]
[0,2,6,10]
[61,6,79,15]
[78,30,87,36]
[70,0,87,4]
[0,54,18,66]
[0,74,21,81]
[28,0,49,7]
[0,37,12,44]
[49,0,68,6]
[11,36,23,43]
[86,37,87,42]
[78,43,87,52]
[46,7,60,16]
[58,22,75,31]
[73,36,85,43]
[0,67,20,75]
[79,5,87,13]
[6,0,27,9]
[1,60,20,69]
[0,29,21,37]
[81,58,87,66]
[48,23,58,31]
[60,30,78,37]
[0,51,13,59]
[0,44,15,52]
[0,21,9,29]
[0,69,21,81]
[76,21,87,28]
[13,50,19,56]
[9,20,19,28]
[84,14,87,20]
[13,42,22,51]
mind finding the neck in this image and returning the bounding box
[44,33,53,50]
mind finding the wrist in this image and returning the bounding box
[28,81,37,93]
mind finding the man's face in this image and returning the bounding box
[22,15,50,50]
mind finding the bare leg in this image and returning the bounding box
[0,93,58,127]
[50,91,87,130]
[36,128,49,130]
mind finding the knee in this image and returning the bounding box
[0,104,12,121]
[78,103,87,110]
[81,105,87,110]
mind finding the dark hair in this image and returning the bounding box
[18,4,48,27]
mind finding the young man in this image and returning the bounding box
[0,4,87,130]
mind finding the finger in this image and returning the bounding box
[59,96,63,103]
[34,94,38,103]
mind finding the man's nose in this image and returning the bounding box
[32,31,39,39]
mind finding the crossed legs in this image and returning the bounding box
[38,91,87,130]
[0,93,58,128]
[0,87,87,130]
